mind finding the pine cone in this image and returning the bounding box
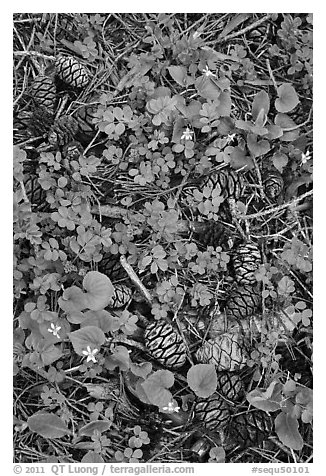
[232,243,261,285]
[226,411,273,449]
[28,106,55,136]
[107,284,132,308]
[144,320,187,369]
[215,371,244,402]
[263,170,284,200]
[24,175,49,211]
[73,102,98,138]
[98,254,127,282]
[194,393,231,431]
[62,141,83,161]
[224,284,260,321]
[48,115,79,147]
[204,168,245,201]
[193,220,234,250]
[55,55,89,89]
[196,333,247,371]
[30,75,56,110]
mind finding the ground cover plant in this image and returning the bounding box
[13,13,313,464]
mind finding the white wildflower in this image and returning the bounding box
[47,323,61,338]
[202,65,216,77]
[82,346,99,363]
[181,127,194,141]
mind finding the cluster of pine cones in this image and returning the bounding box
[15,53,288,460]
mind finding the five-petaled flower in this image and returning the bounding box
[82,346,99,363]
[301,149,311,165]
[181,127,194,141]
[48,323,61,338]
[162,400,180,413]
[202,65,216,77]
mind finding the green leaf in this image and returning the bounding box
[79,420,112,437]
[216,91,231,116]
[28,412,71,439]
[195,76,220,101]
[247,134,270,157]
[105,345,130,371]
[218,13,250,39]
[168,66,187,86]
[275,83,300,113]
[272,153,288,172]
[68,326,106,356]
[142,370,174,408]
[252,90,270,121]
[275,412,304,450]
[58,286,86,313]
[82,271,114,311]
[187,364,217,398]
[130,361,152,379]
[81,310,120,333]
[274,113,299,141]
[277,276,295,295]
[230,146,254,170]
[81,451,104,463]
[246,381,283,412]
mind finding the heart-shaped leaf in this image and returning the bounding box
[252,90,270,120]
[230,146,254,170]
[58,285,86,313]
[28,412,71,439]
[275,412,304,450]
[68,326,106,356]
[187,364,217,398]
[275,113,300,142]
[275,83,299,113]
[265,124,283,140]
[246,381,283,412]
[81,310,120,333]
[82,271,114,311]
[142,370,174,408]
[247,133,270,157]
[130,361,153,378]
[105,345,130,371]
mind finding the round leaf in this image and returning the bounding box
[187,364,217,398]
[275,83,299,113]
[272,153,288,173]
[82,271,114,311]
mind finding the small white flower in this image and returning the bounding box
[301,149,311,165]
[181,127,194,141]
[48,323,61,338]
[82,346,99,363]
[162,400,180,413]
[227,133,236,143]
[202,65,216,78]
